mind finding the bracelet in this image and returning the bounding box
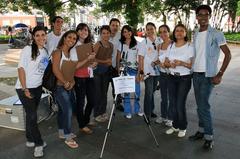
[22,88,29,92]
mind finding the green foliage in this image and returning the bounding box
[237,1,240,16]
[224,32,240,41]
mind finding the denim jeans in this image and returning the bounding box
[168,75,192,130]
[54,85,75,140]
[193,72,214,140]
[93,72,110,117]
[16,86,43,146]
[144,76,159,118]
[74,77,95,128]
[159,72,173,120]
[124,69,140,115]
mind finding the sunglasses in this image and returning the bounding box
[152,42,156,50]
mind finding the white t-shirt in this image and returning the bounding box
[159,49,169,73]
[138,37,162,76]
[167,43,194,76]
[46,31,64,56]
[117,42,140,69]
[194,31,207,72]
[109,32,121,68]
[70,41,82,61]
[15,46,48,89]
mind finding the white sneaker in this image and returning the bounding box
[137,112,144,117]
[26,141,35,147]
[155,117,165,124]
[34,146,43,158]
[165,120,173,127]
[125,114,132,119]
[102,113,109,120]
[166,127,179,135]
[26,141,47,148]
[178,130,186,138]
[95,115,107,122]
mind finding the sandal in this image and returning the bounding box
[80,127,93,135]
[64,139,79,149]
[59,133,77,139]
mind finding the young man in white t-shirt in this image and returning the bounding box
[108,18,123,111]
[189,5,231,150]
[45,16,64,55]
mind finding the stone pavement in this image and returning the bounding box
[0,44,239,159]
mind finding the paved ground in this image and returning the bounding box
[0,44,239,159]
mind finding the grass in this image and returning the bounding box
[0,35,11,40]
[224,32,240,41]
[0,77,17,86]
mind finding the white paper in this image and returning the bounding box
[113,76,135,94]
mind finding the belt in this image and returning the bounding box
[193,72,205,75]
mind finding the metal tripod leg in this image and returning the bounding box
[99,95,118,159]
[142,113,159,147]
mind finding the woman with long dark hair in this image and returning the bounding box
[164,24,194,138]
[73,23,96,134]
[155,25,173,127]
[52,30,80,148]
[116,25,142,119]
[15,26,48,158]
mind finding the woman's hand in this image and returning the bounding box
[164,57,171,68]
[89,61,97,68]
[88,52,96,61]
[24,89,33,99]
[174,59,183,66]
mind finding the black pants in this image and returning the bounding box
[16,86,43,146]
[93,72,110,117]
[74,77,95,128]
[168,75,192,130]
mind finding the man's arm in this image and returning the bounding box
[212,44,231,85]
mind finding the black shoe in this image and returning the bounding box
[151,113,157,118]
[116,104,124,112]
[203,140,214,150]
[189,131,204,141]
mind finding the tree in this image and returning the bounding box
[0,0,92,26]
[100,0,145,28]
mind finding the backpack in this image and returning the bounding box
[42,50,61,92]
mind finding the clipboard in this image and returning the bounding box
[61,60,77,82]
[75,43,94,68]
[95,42,113,60]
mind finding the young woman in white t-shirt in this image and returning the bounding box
[154,25,173,127]
[164,24,194,138]
[15,26,48,158]
[138,22,162,119]
[116,25,142,119]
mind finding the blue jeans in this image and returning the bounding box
[124,69,140,115]
[54,86,75,140]
[168,75,192,130]
[159,72,173,120]
[193,72,214,140]
[144,76,159,118]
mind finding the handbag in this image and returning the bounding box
[42,49,62,92]
[42,59,57,92]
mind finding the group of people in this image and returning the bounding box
[15,4,231,158]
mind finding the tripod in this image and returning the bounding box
[99,63,159,159]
